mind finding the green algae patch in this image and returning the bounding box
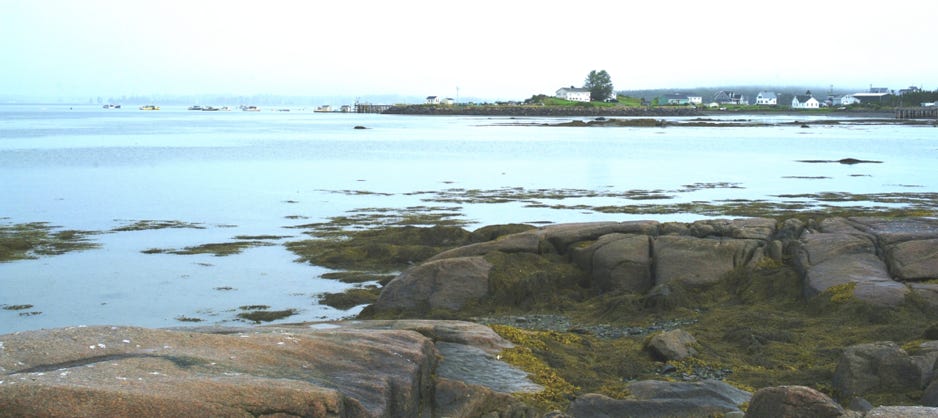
[825,282,858,303]
[112,220,206,231]
[318,287,380,310]
[320,271,397,285]
[142,240,275,256]
[237,307,298,323]
[490,324,582,411]
[1,222,100,262]
[484,251,589,312]
[286,206,470,240]
[286,225,474,272]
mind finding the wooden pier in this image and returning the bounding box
[355,103,393,114]
[895,107,938,119]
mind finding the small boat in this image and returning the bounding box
[188,105,204,111]
[139,105,160,111]
[102,104,121,109]
[240,105,260,112]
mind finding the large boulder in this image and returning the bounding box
[794,221,912,307]
[0,321,541,418]
[372,256,492,314]
[744,385,848,418]
[886,238,938,282]
[654,235,765,287]
[803,253,910,306]
[795,232,876,269]
[0,325,437,417]
[832,341,923,401]
[570,233,652,293]
[645,329,698,361]
[566,380,750,417]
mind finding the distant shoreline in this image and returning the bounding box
[384,104,897,119]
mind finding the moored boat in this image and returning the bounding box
[139,105,160,111]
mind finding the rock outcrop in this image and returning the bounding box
[793,217,938,307]
[373,217,938,317]
[0,320,538,418]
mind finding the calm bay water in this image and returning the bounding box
[2,104,936,333]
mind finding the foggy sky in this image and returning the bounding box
[2,0,936,101]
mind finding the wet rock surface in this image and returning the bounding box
[567,380,751,418]
[0,321,538,417]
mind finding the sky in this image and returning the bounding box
[2,0,937,102]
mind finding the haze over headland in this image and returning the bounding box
[2,0,936,103]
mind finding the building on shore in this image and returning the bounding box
[755,91,778,106]
[556,87,591,102]
[791,91,820,109]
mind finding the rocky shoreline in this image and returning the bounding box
[4,216,938,417]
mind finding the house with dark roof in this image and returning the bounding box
[713,91,748,105]
[791,91,820,109]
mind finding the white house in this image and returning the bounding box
[755,91,778,106]
[687,96,703,105]
[791,91,820,109]
[426,96,441,105]
[839,95,860,106]
[556,87,591,102]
